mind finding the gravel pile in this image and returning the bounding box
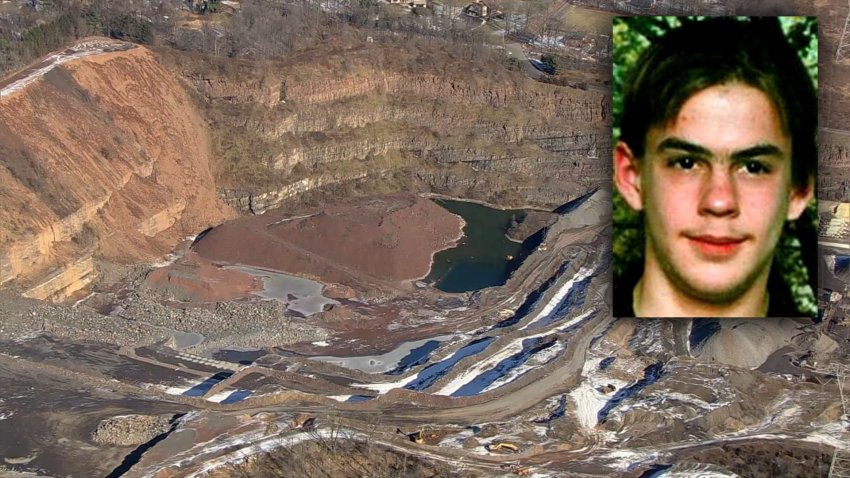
[0,287,328,351]
[121,290,329,351]
[91,414,171,446]
[0,292,170,346]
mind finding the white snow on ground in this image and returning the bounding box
[0,411,13,420]
[351,373,418,394]
[568,356,630,431]
[521,267,594,330]
[267,213,318,226]
[71,292,96,308]
[798,421,850,449]
[327,395,352,402]
[594,448,661,472]
[150,234,198,268]
[437,428,476,448]
[206,391,233,403]
[620,383,734,422]
[156,381,198,396]
[311,341,330,347]
[349,333,478,393]
[152,381,246,403]
[433,328,555,396]
[481,339,564,393]
[12,332,40,343]
[1,42,121,98]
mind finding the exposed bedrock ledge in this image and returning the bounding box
[219,172,371,215]
[160,46,611,211]
[171,48,611,122]
[0,43,233,299]
[23,255,97,301]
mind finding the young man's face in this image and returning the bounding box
[615,83,812,303]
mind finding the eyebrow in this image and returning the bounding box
[656,137,785,160]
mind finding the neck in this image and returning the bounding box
[634,251,771,318]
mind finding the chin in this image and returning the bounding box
[679,273,751,303]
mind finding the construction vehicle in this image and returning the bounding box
[487,442,519,453]
[396,427,425,444]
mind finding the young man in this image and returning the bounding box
[613,18,816,318]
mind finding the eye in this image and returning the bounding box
[741,160,771,175]
[669,156,697,170]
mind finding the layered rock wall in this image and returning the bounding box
[0,43,233,297]
[158,44,612,212]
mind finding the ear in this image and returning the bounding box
[787,175,814,221]
[614,141,644,211]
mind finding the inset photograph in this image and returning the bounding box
[611,17,818,318]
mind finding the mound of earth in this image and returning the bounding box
[694,318,806,369]
[207,440,471,478]
[142,252,261,303]
[91,414,171,446]
[671,441,832,478]
[192,194,464,286]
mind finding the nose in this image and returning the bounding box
[699,169,739,217]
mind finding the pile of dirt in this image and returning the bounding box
[192,194,464,287]
[671,441,833,478]
[142,252,261,303]
[695,318,807,369]
[91,414,171,446]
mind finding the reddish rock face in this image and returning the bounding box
[0,42,234,298]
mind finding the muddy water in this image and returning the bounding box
[427,199,533,293]
[227,265,338,316]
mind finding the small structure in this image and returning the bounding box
[464,0,490,18]
[386,0,426,7]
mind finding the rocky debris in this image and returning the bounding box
[121,289,329,352]
[0,275,329,351]
[0,292,171,346]
[91,414,171,446]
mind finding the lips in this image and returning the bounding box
[686,234,747,258]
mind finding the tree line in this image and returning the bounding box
[0,0,526,76]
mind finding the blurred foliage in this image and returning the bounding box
[612,16,818,317]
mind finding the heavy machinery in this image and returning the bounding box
[487,442,519,453]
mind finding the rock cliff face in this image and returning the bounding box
[0,43,233,299]
[156,44,611,213]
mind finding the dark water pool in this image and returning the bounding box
[385,340,443,376]
[403,336,496,392]
[494,260,572,329]
[182,371,232,397]
[689,319,721,351]
[427,199,533,293]
[450,336,558,397]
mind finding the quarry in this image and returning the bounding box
[0,0,848,477]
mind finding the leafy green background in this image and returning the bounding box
[611,16,819,317]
